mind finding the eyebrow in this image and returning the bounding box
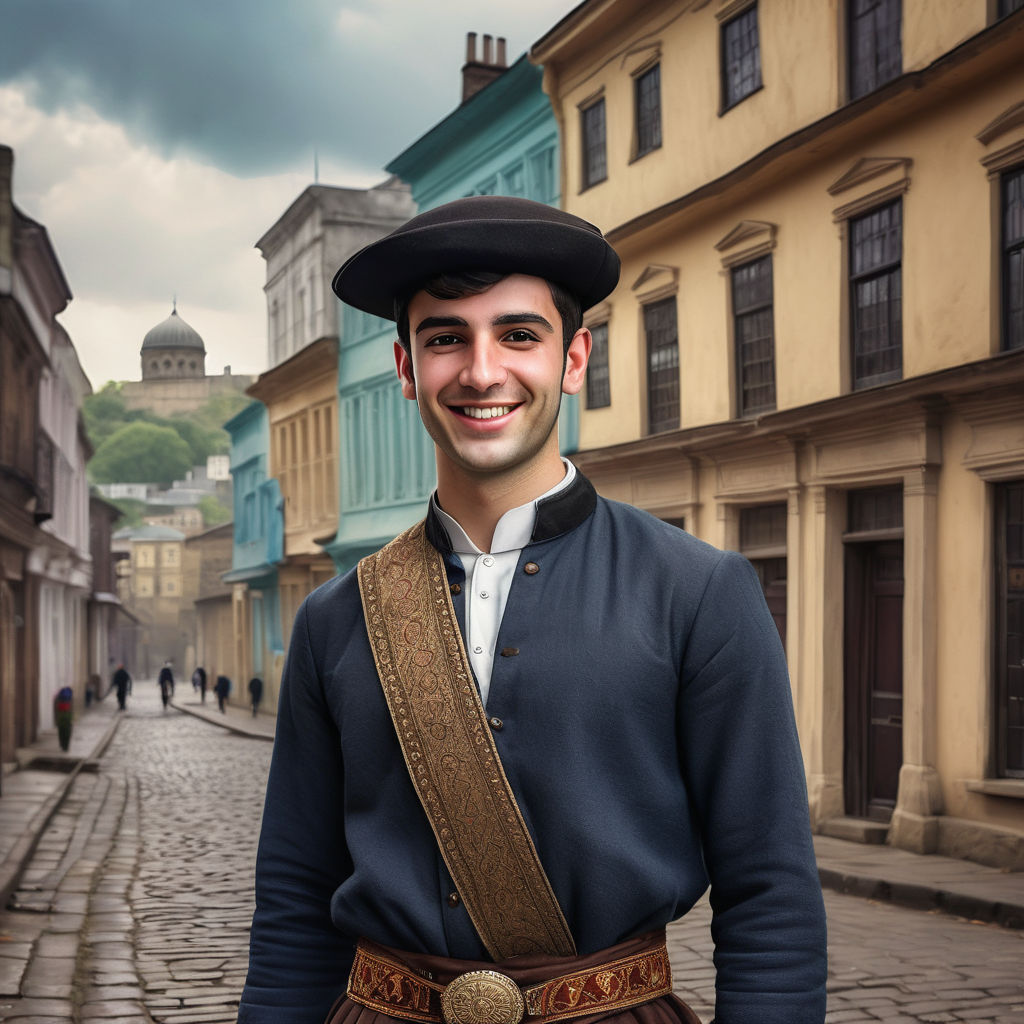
[413,312,555,335]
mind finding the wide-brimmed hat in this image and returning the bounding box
[331,195,620,321]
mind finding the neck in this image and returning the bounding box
[435,453,566,551]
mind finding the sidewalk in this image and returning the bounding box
[2,691,1022,932]
[0,691,121,909]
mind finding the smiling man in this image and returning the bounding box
[239,197,827,1024]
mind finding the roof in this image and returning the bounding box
[141,307,206,352]
[112,524,186,542]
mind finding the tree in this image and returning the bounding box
[89,423,193,488]
[197,494,231,527]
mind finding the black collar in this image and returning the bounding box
[425,471,597,554]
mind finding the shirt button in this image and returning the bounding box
[488,717,504,731]
[473,645,483,654]
[449,583,462,595]
[480,591,489,599]
[447,892,460,907]
[482,556,494,567]
[524,562,540,575]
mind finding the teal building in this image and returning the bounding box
[223,401,284,686]
[323,49,566,573]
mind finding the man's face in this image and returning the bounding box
[395,274,590,485]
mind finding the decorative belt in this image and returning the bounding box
[346,938,674,1024]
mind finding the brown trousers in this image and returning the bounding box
[325,931,701,1024]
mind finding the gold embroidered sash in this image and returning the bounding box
[357,520,575,960]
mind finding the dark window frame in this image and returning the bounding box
[644,297,680,435]
[848,0,902,101]
[720,4,763,112]
[849,198,903,390]
[731,254,777,416]
[994,480,1024,778]
[585,321,611,410]
[998,0,1024,18]
[1002,166,1024,352]
[633,63,662,160]
[580,98,607,191]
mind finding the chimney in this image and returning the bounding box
[461,31,509,104]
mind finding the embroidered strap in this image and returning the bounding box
[358,520,575,959]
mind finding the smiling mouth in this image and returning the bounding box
[455,405,518,419]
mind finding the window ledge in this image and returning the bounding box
[965,779,1024,799]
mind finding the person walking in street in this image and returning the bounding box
[240,197,827,1024]
[53,686,73,751]
[248,676,263,718]
[192,665,208,701]
[112,663,131,712]
[214,674,230,713]
[158,660,175,698]
[158,670,173,711]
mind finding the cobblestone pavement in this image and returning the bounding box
[1,681,1023,1022]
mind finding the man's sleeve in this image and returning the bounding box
[239,599,355,1024]
[678,551,828,1024]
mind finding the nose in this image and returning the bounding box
[458,338,507,392]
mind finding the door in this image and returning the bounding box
[844,540,904,820]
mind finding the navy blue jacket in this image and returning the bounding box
[240,474,827,1023]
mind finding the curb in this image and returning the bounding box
[818,867,1024,930]
[0,709,123,912]
[170,700,275,742]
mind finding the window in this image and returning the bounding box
[586,322,611,409]
[740,504,787,649]
[850,199,902,389]
[581,99,607,190]
[1003,167,1024,351]
[634,64,661,158]
[994,480,1024,777]
[999,0,1024,16]
[732,256,776,415]
[529,147,556,203]
[721,5,762,110]
[644,298,680,433]
[849,0,901,101]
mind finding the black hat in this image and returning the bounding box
[331,195,620,321]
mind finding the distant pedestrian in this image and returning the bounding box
[53,686,73,751]
[248,677,263,718]
[215,674,231,714]
[193,666,208,703]
[112,664,131,711]
[158,671,173,711]
[158,661,175,697]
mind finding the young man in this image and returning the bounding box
[240,198,827,1024]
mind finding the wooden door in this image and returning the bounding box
[844,540,904,821]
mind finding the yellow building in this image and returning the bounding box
[246,336,339,705]
[533,0,1024,866]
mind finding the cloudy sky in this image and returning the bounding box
[0,0,574,389]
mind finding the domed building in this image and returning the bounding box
[120,304,255,417]
[141,306,206,380]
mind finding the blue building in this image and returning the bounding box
[222,400,284,702]
[323,35,567,573]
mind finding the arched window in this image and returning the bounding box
[163,359,171,370]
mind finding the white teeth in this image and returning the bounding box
[462,406,512,419]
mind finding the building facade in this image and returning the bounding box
[532,0,1024,866]
[185,522,234,695]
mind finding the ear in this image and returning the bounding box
[394,340,416,400]
[561,327,592,396]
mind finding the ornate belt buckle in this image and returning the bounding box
[441,969,526,1024]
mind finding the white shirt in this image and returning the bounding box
[432,459,577,706]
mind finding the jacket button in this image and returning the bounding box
[500,647,519,658]
[523,562,539,575]
[449,583,462,595]
[488,717,504,731]
[447,891,460,907]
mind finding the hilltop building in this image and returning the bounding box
[119,304,254,417]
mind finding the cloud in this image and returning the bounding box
[0,0,573,176]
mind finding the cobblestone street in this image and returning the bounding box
[1,684,1022,1023]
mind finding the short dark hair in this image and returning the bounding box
[395,271,583,355]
